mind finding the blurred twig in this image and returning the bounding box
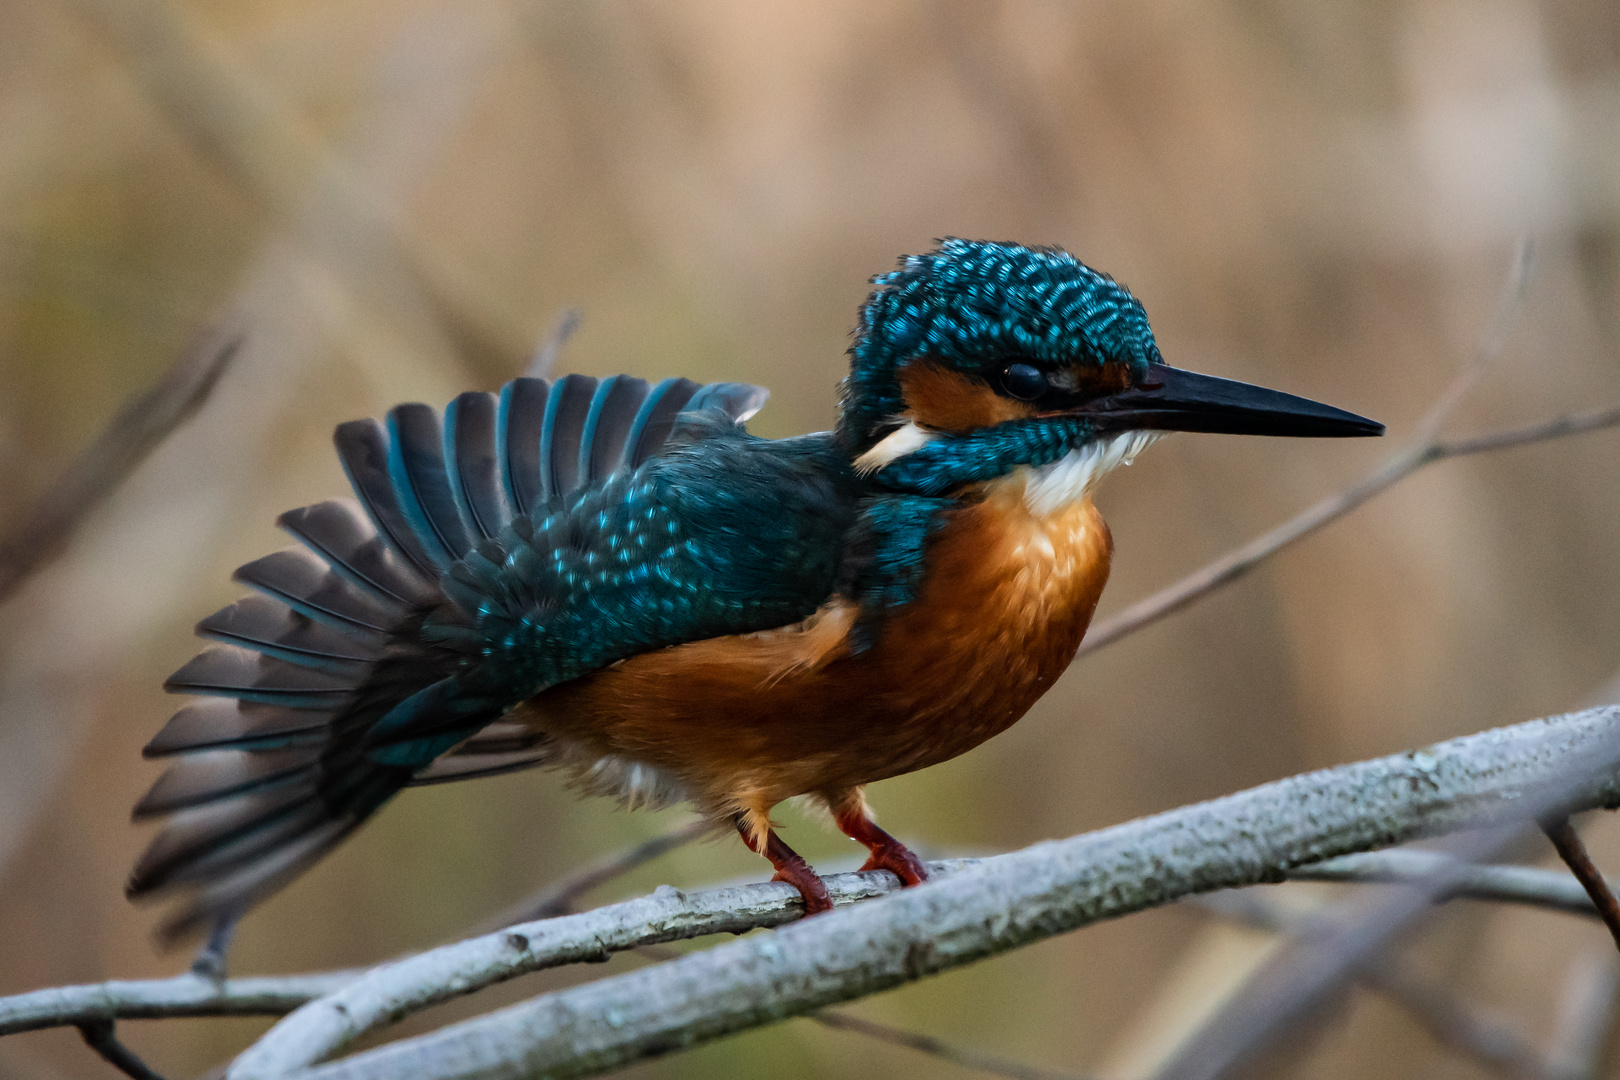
[467,818,709,935]
[76,1020,171,1080]
[1079,240,1537,658]
[1541,818,1620,952]
[812,1011,1090,1080]
[63,0,527,364]
[1287,848,1616,916]
[0,326,239,605]
[1365,958,1558,1080]
[524,308,583,379]
[1549,952,1620,1080]
[1197,891,1562,1080]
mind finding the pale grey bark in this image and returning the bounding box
[228,867,959,1079]
[0,972,356,1036]
[268,705,1620,1080]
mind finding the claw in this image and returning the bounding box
[859,840,929,886]
[772,865,834,915]
[737,813,836,916]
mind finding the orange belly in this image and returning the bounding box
[518,479,1113,819]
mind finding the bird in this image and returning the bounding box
[127,239,1382,947]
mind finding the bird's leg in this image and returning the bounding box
[733,813,833,915]
[190,912,239,983]
[827,788,929,886]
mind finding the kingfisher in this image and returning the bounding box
[127,240,1381,942]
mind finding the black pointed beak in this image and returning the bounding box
[1080,363,1384,438]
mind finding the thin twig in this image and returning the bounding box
[525,308,583,378]
[76,1020,171,1080]
[811,1011,1091,1080]
[1429,405,1620,461]
[1285,848,1616,917]
[0,325,240,604]
[1541,818,1620,952]
[467,818,709,935]
[1079,239,1537,657]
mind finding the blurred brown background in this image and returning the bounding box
[1,1,1619,1077]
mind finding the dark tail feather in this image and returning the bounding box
[233,548,399,638]
[406,721,550,786]
[444,391,509,541]
[496,377,551,518]
[624,378,702,468]
[578,376,651,489]
[134,747,321,817]
[333,418,442,577]
[196,594,375,674]
[165,645,355,709]
[538,373,598,505]
[276,500,437,607]
[385,404,477,567]
[132,498,430,943]
[144,700,331,757]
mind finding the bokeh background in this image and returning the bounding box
[1,1,1619,1077]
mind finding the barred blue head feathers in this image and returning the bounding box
[840,239,1162,448]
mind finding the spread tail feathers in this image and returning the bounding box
[128,375,765,944]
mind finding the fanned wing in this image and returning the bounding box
[129,373,779,943]
[363,426,857,764]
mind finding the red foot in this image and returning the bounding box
[771,864,834,915]
[859,839,930,886]
[737,816,835,915]
[834,808,930,887]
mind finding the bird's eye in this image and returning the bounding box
[1001,363,1048,401]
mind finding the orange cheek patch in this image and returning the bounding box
[898,360,1037,433]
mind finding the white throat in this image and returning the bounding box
[1022,430,1165,516]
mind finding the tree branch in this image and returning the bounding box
[0,972,357,1036]
[218,704,1620,1080]
[228,866,952,1078]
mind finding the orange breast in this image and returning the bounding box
[519,478,1113,818]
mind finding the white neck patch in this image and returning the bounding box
[854,421,936,476]
[1022,430,1165,516]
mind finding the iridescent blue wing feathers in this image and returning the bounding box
[131,373,780,941]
